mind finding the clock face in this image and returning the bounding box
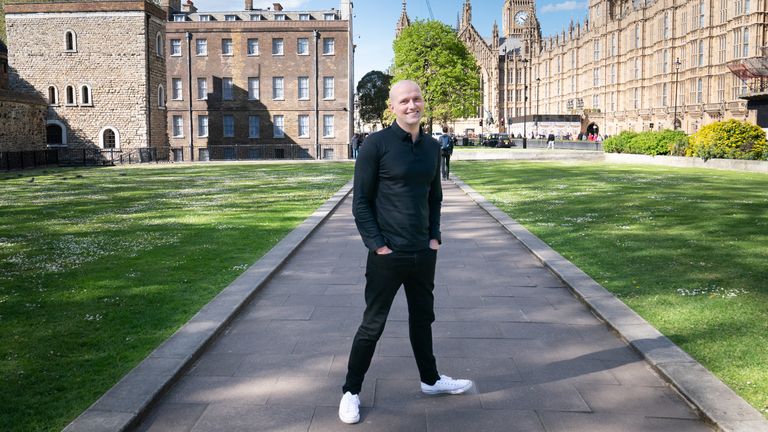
[514,11,529,25]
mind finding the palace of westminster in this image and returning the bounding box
[0,0,767,157]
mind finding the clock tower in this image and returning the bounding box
[502,0,538,39]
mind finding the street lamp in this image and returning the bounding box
[521,58,528,149]
[535,77,540,139]
[673,57,681,130]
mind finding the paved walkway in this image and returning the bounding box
[134,182,713,432]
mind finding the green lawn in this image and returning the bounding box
[454,160,768,416]
[0,162,353,431]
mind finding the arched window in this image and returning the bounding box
[48,86,59,105]
[80,84,91,105]
[46,124,63,145]
[65,85,76,105]
[156,32,164,57]
[158,84,165,108]
[65,30,77,52]
[99,126,120,149]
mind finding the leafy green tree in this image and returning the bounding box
[687,119,766,160]
[356,70,392,127]
[392,19,481,131]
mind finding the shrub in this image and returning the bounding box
[602,131,638,153]
[687,119,766,160]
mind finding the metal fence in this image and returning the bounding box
[1,148,165,171]
[196,144,351,162]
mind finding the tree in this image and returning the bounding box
[356,70,392,127]
[392,19,481,131]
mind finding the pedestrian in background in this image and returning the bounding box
[339,80,473,425]
[439,126,453,180]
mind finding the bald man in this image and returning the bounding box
[339,80,472,424]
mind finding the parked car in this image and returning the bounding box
[481,133,499,147]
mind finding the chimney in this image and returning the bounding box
[182,0,197,13]
[244,0,252,10]
[273,3,283,11]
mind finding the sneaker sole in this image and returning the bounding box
[421,382,473,395]
[339,413,360,424]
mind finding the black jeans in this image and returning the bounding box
[343,249,440,394]
[441,154,451,179]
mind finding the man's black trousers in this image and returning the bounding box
[441,154,451,179]
[343,249,440,394]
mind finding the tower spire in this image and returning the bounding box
[396,0,410,37]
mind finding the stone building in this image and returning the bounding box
[4,0,168,152]
[0,39,47,153]
[401,0,768,137]
[165,0,354,161]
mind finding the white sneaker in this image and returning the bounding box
[420,375,473,395]
[338,391,360,424]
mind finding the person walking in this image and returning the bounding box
[439,126,453,180]
[351,133,361,159]
[546,132,555,150]
[339,80,472,425]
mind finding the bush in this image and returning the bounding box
[602,131,638,153]
[687,119,766,160]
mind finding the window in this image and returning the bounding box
[156,32,164,57]
[222,39,233,55]
[698,40,705,66]
[663,49,669,73]
[65,30,77,52]
[733,29,743,59]
[173,14,186,22]
[273,115,285,138]
[634,24,640,48]
[298,115,309,137]
[717,75,725,101]
[299,13,310,20]
[197,78,207,100]
[610,64,616,83]
[48,86,59,105]
[634,88,640,109]
[634,58,641,79]
[199,14,211,21]
[592,94,599,109]
[297,38,309,55]
[593,40,600,61]
[742,28,750,58]
[735,0,743,14]
[172,115,183,137]
[250,14,263,20]
[323,76,334,99]
[745,0,751,13]
[273,77,284,100]
[732,75,747,98]
[611,33,617,56]
[324,13,336,20]
[323,115,334,137]
[322,38,335,55]
[662,82,668,106]
[699,0,705,28]
[102,128,117,149]
[593,68,600,86]
[80,85,92,105]
[272,38,284,55]
[170,39,181,56]
[297,76,310,100]
[681,10,687,34]
[158,84,165,108]
[223,115,235,137]
[172,78,183,100]
[720,0,727,23]
[663,12,670,39]
[248,77,260,100]
[196,39,207,56]
[65,85,76,105]
[248,115,260,138]
[719,35,726,62]
[197,115,208,137]
[225,14,237,21]
[696,78,703,103]
[247,38,259,55]
[222,78,234,101]
[275,14,286,21]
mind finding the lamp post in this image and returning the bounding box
[535,77,540,139]
[521,58,528,149]
[673,57,681,130]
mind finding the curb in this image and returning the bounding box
[452,176,768,432]
[62,181,354,432]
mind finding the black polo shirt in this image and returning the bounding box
[352,122,442,252]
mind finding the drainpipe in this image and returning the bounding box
[186,31,195,161]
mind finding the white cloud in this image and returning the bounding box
[540,1,587,13]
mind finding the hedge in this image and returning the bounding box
[686,119,766,160]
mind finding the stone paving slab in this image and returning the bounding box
[77,179,764,431]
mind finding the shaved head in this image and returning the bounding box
[389,80,421,103]
[388,80,424,134]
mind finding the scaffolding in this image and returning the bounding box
[727,47,768,97]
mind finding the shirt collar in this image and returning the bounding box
[391,121,424,143]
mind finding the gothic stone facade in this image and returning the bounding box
[452,0,768,136]
[4,0,168,151]
[165,1,353,161]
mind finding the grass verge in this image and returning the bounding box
[453,160,768,416]
[0,162,353,431]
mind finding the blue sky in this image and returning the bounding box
[191,0,589,85]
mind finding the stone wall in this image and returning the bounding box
[0,90,47,152]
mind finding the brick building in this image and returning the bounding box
[4,0,168,152]
[165,0,354,161]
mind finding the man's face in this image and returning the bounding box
[389,82,424,128]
